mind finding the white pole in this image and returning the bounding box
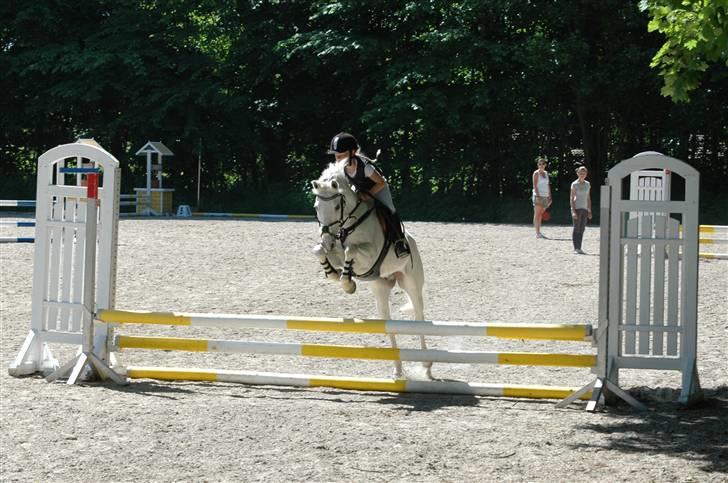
[197,138,202,209]
[145,151,152,214]
[158,152,163,214]
[158,153,163,189]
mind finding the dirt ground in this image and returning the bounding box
[1,217,727,482]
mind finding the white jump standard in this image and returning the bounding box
[8,142,121,377]
[43,167,125,386]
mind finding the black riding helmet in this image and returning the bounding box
[327,132,359,154]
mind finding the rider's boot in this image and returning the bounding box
[394,239,410,258]
[390,212,410,258]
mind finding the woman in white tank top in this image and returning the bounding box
[532,157,551,238]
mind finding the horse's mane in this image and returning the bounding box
[316,161,351,192]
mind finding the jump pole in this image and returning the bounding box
[114,335,597,367]
[0,237,35,243]
[0,200,36,207]
[98,310,593,342]
[120,366,593,401]
[0,221,36,227]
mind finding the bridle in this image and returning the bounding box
[314,190,373,244]
[314,192,346,239]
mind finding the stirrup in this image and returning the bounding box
[394,239,410,258]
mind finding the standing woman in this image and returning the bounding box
[532,157,552,238]
[329,132,410,258]
[570,166,592,254]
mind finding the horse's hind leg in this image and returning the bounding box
[418,335,432,380]
[397,271,432,379]
[371,278,402,378]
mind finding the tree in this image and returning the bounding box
[640,0,728,102]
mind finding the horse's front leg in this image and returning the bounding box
[339,247,357,294]
[313,241,341,282]
[320,256,341,282]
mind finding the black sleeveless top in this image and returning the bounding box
[344,156,378,193]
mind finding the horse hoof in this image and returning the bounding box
[421,362,433,380]
[342,281,356,294]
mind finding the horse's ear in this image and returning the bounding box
[331,179,339,190]
[311,180,320,191]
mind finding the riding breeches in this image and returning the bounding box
[371,187,405,242]
[372,185,396,213]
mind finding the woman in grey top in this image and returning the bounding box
[570,166,592,254]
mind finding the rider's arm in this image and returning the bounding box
[368,169,386,195]
[533,171,539,196]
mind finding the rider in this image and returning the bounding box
[328,132,410,258]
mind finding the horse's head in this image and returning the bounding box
[311,163,357,251]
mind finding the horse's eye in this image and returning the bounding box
[335,204,340,210]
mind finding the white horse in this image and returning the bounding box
[311,162,430,379]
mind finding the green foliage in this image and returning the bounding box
[1,1,726,224]
[640,0,728,102]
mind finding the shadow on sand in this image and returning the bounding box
[573,387,728,474]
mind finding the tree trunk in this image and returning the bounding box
[260,127,287,186]
[576,105,609,185]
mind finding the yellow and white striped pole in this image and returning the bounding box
[115,335,596,367]
[99,310,593,342]
[699,252,728,260]
[698,225,728,234]
[122,366,593,400]
[678,225,728,259]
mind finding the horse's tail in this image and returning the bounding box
[399,233,425,319]
[405,234,424,285]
